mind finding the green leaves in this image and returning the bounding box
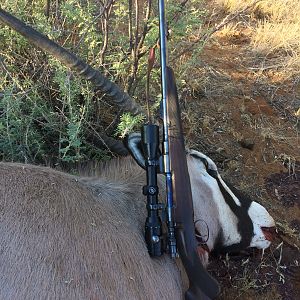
[0,84,47,162]
[116,113,145,138]
[0,0,206,165]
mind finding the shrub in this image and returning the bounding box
[0,0,206,164]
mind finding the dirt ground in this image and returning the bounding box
[182,26,300,299]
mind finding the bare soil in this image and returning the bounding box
[182,26,300,299]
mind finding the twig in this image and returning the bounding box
[127,0,152,95]
[128,0,133,51]
[99,1,114,65]
[44,0,50,18]
[74,0,115,51]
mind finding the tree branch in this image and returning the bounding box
[127,0,152,94]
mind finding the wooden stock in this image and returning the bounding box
[166,67,220,300]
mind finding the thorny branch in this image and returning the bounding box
[44,0,50,18]
[128,0,133,51]
[99,1,114,66]
[74,0,115,52]
[127,0,152,95]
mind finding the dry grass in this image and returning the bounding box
[214,0,300,77]
[215,0,261,12]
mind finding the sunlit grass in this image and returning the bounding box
[215,0,261,12]
[214,0,300,77]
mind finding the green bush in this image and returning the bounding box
[0,0,205,165]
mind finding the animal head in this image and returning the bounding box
[124,133,275,255]
[187,150,275,254]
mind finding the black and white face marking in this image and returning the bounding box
[187,152,244,252]
[125,138,275,253]
[248,201,275,249]
[188,150,275,254]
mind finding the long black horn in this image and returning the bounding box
[0,8,143,115]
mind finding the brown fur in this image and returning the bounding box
[0,158,187,300]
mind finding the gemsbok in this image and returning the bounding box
[0,150,275,299]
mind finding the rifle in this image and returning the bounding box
[139,1,221,299]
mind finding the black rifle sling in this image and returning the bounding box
[166,67,220,300]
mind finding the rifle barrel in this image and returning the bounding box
[158,0,169,173]
[157,1,221,297]
[158,0,177,258]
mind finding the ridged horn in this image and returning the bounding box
[0,8,143,116]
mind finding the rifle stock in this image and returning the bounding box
[166,67,220,300]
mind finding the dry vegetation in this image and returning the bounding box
[215,0,300,79]
[1,0,299,299]
[182,1,300,299]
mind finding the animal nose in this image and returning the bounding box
[261,226,276,241]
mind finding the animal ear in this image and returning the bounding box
[188,150,219,178]
[124,132,146,169]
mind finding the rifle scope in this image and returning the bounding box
[142,124,164,257]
